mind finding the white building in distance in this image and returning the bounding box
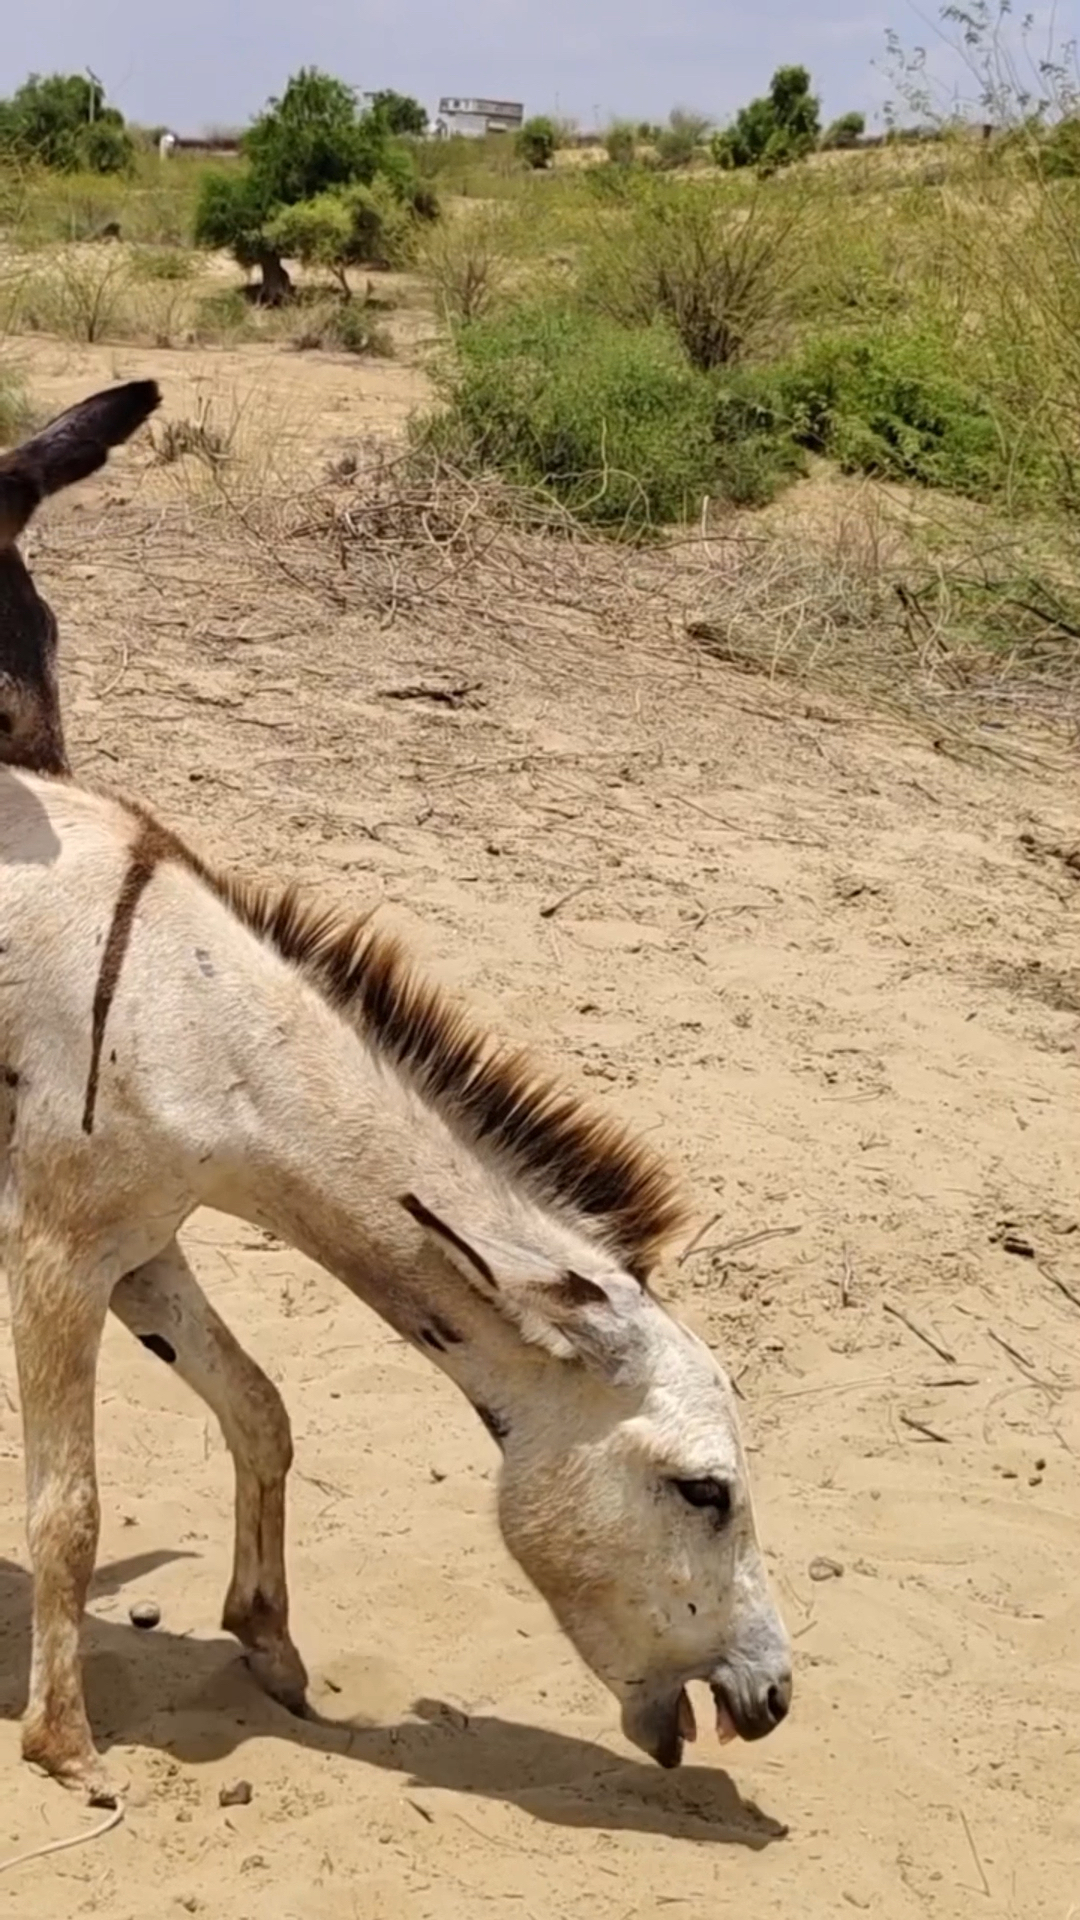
[434,97,524,138]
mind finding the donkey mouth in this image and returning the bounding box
[624,1684,737,1769]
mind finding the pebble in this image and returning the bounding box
[809,1556,845,1582]
[129,1600,161,1630]
[219,1779,254,1808]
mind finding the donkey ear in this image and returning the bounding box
[519,1269,647,1382]
[0,380,161,549]
[400,1192,644,1380]
[400,1192,500,1294]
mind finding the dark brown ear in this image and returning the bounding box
[0,379,161,550]
[0,380,161,775]
[0,552,66,774]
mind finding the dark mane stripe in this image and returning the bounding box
[120,797,689,1275]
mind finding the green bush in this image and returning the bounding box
[191,287,256,342]
[423,303,723,529]
[655,109,711,169]
[745,329,1020,497]
[517,117,557,169]
[712,377,808,504]
[821,111,866,151]
[367,90,427,137]
[604,121,637,166]
[266,177,413,293]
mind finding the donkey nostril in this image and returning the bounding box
[766,1681,791,1725]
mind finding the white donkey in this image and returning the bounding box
[0,389,791,1809]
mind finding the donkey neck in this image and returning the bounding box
[197,973,536,1435]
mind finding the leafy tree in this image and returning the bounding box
[368,90,427,136]
[712,65,821,170]
[241,69,386,206]
[0,72,134,174]
[516,116,557,168]
[194,68,428,303]
[821,110,866,150]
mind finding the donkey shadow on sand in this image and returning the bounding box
[0,1552,785,1849]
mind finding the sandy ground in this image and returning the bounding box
[1,342,1079,1919]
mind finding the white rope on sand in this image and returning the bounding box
[0,1800,124,1876]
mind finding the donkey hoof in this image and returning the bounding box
[245,1646,309,1718]
[24,1732,125,1805]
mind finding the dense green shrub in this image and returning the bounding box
[422,303,723,529]
[266,178,413,292]
[725,328,1033,499]
[655,109,711,169]
[712,377,808,504]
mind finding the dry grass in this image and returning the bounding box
[113,434,1079,763]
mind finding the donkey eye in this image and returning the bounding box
[673,1476,732,1521]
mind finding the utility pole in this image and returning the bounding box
[86,67,103,122]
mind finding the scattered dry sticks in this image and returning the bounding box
[1042,1262,1080,1313]
[883,1299,957,1366]
[539,881,592,920]
[898,1409,950,1445]
[677,1222,801,1266]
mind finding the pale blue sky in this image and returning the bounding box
[1,1,933,134]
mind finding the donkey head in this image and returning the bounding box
[0,380,161,774]
[403,1191,792,1767]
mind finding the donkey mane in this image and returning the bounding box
[117,797,689,1277]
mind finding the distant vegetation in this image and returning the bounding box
[0,72,134,174]
[0,19,1076,584]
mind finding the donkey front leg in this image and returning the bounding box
[110,1242,308,1714]
[8,1236,115,1802]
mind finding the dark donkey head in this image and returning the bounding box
[0,380,161,775]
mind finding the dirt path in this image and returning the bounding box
[1,345,1078,1919]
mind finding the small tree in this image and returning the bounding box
[194,68,421,303]
[604,121,637,165]
[0,72,134,174]
[368,90,428,137]
[517,116,557,168]
[712,65,821,170]
[821,111,866,150]
[656,107,712,168]
[266,181,412,295]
